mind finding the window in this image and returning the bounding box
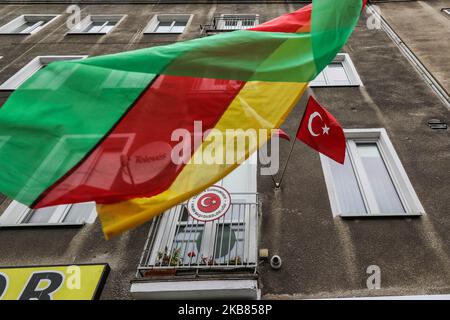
[320,129,424,217]
[68,15,125,34]
[0,201,96,226]
[139,154,258,271]
[144,14,192,34]
[0,55,87,90]
[443,8,450,17]
[216,14,259,30]
[0,15,60,34]
[310,53,362,87]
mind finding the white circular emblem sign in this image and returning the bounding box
[187,185,231,222]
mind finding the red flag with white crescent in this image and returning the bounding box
[296,96,346,164]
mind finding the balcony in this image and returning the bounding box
[202,15,259,35]
[136,192,259,277]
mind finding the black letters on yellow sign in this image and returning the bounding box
[19,272,64,300]
[0,264,108,300]
[0,273,7,298]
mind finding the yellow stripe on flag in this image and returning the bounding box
[97,81,307,239]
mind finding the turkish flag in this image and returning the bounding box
[296,96,346,164]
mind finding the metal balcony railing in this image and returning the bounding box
[202,16,259,33]
[137,193,259,276]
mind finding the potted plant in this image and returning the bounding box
[228,256,242,265]
[156,247,182,266]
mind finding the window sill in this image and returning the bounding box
[0,33,32,35]
[339,212,423,218]
[66,32,109,35]
[143,32,183,35]
[0,222,85,228]
[309,84,362,88]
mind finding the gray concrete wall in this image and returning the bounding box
[375,0,450,95]
[0,1,449,299]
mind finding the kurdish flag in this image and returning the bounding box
[0,0,364,238]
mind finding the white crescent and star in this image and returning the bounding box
[307,111,330,136]
[200,196,216,207]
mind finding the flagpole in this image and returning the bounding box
[270,173,277,186]
[275,95,310,189]
[275,138,296,189]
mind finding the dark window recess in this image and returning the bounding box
[427,119,448,130]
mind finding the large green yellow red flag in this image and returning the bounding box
[0,0,364,238]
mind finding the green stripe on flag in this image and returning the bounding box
[311,0,362,73]
[0,62,156,205]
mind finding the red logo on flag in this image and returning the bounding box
[296,96,346,164]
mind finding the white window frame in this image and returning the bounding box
[0,55,88,90]
[320,128,425,217]
[67,15,126,35]
[0,14,60,35]
[144,14,193,34]
[310,53,363,87]
[217,14,259,30]
[0,201,97,226]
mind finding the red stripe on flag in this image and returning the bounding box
[34,76,245,208]
[250,4,311,33]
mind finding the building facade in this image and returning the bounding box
[0,0,449,299]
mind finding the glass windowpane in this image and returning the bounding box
[24,206,58,224]
[329,151,367,214]
[326,63,351,85]
[63,202,95,223]
[357,143,405,213]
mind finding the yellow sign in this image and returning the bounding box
[0,264,109,300]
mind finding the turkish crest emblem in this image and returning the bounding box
[187,185,231,222]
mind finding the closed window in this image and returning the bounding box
[0,15,59,34]
[0,201,96,226]
[144,14,192,34]
[320,129,424,217]
[216,14,259,30]
[310,53,362,87]
[68,15,125,34]
[0,55,87,90]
